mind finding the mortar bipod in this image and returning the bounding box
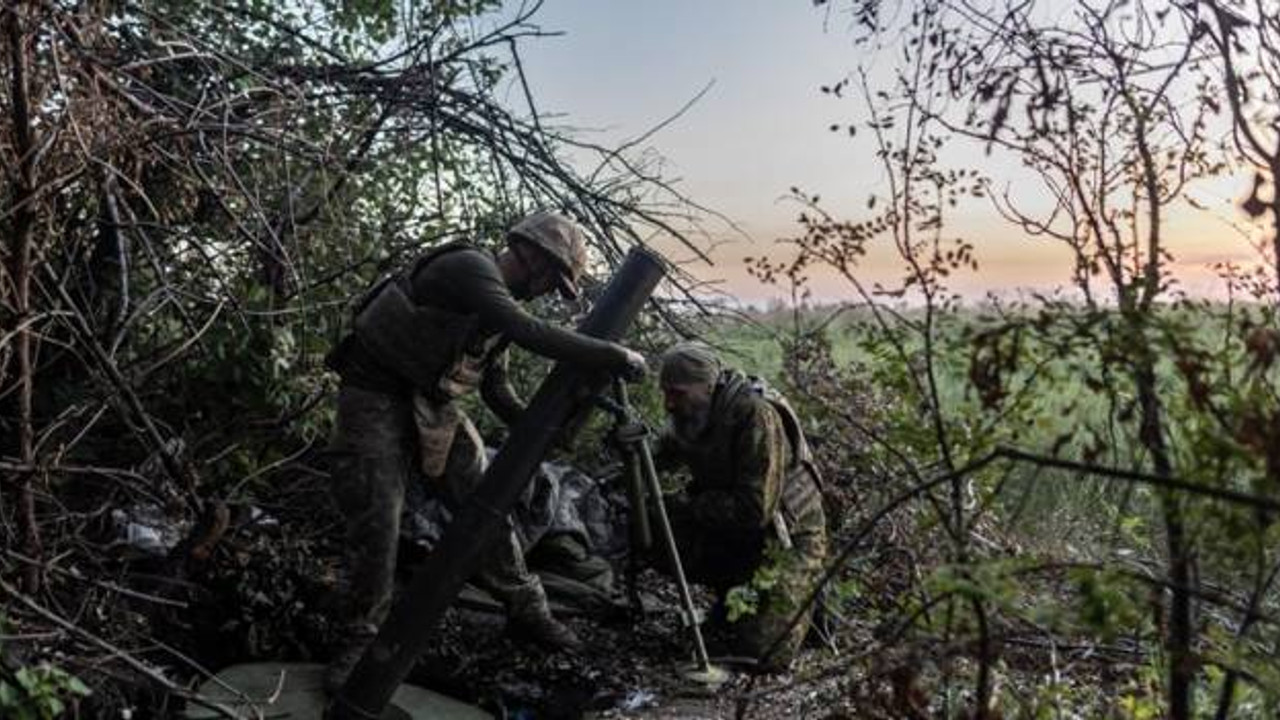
[601,378,717,680]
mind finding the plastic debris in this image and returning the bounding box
[620,689,658,711]
[111,504,186,555]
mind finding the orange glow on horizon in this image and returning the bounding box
[650,197,1269,305]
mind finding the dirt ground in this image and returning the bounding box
[27,473,869,718]
[408,569,857,720]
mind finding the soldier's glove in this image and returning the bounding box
[617,346,648,382]
[612,418,651,446]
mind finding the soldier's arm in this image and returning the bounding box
[440,251,631,370]
[480,346,526,426]
[690,400,787,531]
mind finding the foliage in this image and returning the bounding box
[732,1,1280,717]
[724,542,791,623]
[0,665,92,720]
[0,0,701,714]
[0,617,92,720]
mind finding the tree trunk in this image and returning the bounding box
[4,0,42,595]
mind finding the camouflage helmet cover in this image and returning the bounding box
[508,211,588,299]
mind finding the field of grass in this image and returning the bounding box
[695,304,1242,557]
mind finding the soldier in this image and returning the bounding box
[653,342,828,671]
[323,211,646,690]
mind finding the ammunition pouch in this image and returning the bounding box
[779,462,823,533]
[413,397,461,479]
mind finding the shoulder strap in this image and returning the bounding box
[402,240,478,288]
[350,240,477,319]
[747,377,810,465]
[748,377,826,493]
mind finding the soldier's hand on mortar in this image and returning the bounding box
[618,346,648,382]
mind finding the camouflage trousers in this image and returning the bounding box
[662,503,829,670]
[327,385,551,642]
[737,529,827,669]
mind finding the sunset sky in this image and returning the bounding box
[509,1,1261,304]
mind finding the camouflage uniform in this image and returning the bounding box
[326,387,552,646]
[324,238,633,686]
[657,370,828,670]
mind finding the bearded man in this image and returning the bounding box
[323,211,646,690]
[653,342,828,671]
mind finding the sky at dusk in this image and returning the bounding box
[504,1,1262,304]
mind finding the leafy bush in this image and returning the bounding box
[0,661,91,720]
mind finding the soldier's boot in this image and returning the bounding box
[501,579,583,652]
[474,525,582,652]
[508,609,584,652]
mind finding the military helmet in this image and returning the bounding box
[508,211,588,299]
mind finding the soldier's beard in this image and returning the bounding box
[669,402,711,443]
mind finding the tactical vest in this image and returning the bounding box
[352,242,504,398]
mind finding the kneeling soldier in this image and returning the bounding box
[653,342,828,671]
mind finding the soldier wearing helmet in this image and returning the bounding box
[323,211,645,691]
[507,211,590,300]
